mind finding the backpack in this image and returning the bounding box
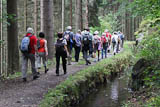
[82,34,89,46]
[37,39,45,49]
[20,35,32,53]
[112,37,116,43]
[37,39,41,49]
[101,36,107,44]
[64,32,73,44]
[55,39,65,53]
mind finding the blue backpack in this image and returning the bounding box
[20,35,32,53]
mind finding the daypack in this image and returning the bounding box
[20,35,32,53]
[55,39,65,53]
[37,39,41,49]
[101,36,107,44]
[112,37,116,43]
[64,32,73,44]
[37,39,45,49]
[82,34,89,46]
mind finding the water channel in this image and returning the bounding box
[77,72,130,107]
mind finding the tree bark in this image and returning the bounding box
[85,0,89,28]
[43,0,54,59]
[34,0,37,35]
[70,0,72,27]
[62,0,64,32]
[24,0,27,31]
[75,0,81,31]
[0,0,2,75]
[40,0,44,32]
[7,0,19,74]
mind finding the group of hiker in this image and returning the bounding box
[20,26,125,82]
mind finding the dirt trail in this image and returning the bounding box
[0,52,118,107]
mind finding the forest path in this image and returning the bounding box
[0,50,122,107]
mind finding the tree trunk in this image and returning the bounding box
[70,0,72,27]
[80,0,83,30]
[85,0,89,28]
[40,0,44,32]
[24,0,27,31]
[75,0,81,31]
[62,0,64,32]
[7,0,19,74]
[43,0,54,59]
[0,0,2,75]
[34,0,37,35]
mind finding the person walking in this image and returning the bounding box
[37,32,49,74]
[82,30,91,65]
[93,31,101,61]
[63,26,74,65]
[111,32,119,55]
[74,30,82,62]
[55,32,69,76]
[101,33,108,59]
[20,27,39,82]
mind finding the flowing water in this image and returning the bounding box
[77,72,130,107]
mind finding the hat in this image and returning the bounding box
[27,27,34,34]
[102,33,106,36]
[94,31,99,35]
[67,26,72,30]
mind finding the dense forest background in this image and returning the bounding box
[0,0,142,77]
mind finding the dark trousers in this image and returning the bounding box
[56,54,67,75]
[83,50,89,64]
[75,46,81,62]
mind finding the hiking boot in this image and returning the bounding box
[64,72,67,75]
[23,78,27,82]
[45,69,49,74]
[87,60,91,64]
[33,75,39,80]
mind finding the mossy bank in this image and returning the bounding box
[40,42,134,107]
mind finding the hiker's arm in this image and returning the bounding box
[44,40,48,56]
[64,45,69,55]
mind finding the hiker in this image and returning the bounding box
[37,32,49,74]
[118,31,125,48]
[74,30,82,62]
[111,32,119,55]
[82,30,91,65]
[20,27,39,82]
[101,32,108,59]
[63,26,74,65]
[105,29,112,53]
[93,31,101,61]
[55,32,69,76]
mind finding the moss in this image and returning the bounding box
[40,41,134,107]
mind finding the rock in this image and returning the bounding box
[130,58,151,91]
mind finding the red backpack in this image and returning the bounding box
[101,36,107,43]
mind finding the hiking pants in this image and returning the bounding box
[37,52,47,68]
[21,53,37,78]
[121,38,124,48]
[67,45,72,65]
[101,47,107,59]
[74,46,81,62]
[56,54,67,75]
[83,50,89,64]
[116,42,120,53]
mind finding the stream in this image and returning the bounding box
[77,72,130,107]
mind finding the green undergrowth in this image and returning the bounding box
[40,41,134,107]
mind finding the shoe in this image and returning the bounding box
[85,63,88,65]
[33,75,39,80]
[87,60,91,64]
[68,63,71,65]
[64,72,67,75]
[37,72,40,75]
[45,69,49,74]
[56,73,59,76]
[23,78,27,82]
[114,53,116,55]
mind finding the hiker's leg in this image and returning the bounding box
[29,54,37,77]
[21,54,28,78]
[101,48,104,59]
[37,53,41,68]
[77,47,81,61]
[62,55,67,74]
[56,54,60,75]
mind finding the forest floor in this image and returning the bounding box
[0,50,122,107]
